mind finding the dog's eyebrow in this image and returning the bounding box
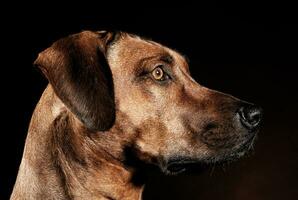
[139,53,174,67]
[160,54,174,64]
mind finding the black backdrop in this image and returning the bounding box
[1,1,298,199]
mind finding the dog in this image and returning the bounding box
[11,31,262,200]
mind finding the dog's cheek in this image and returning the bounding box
[133,119,170,160]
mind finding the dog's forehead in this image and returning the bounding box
[107,33,188,70]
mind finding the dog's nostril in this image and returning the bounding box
[238,105,263,130]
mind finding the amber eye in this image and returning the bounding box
[151,66,168,81]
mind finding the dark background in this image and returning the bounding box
[1,1,297,199]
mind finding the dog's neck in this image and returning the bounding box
[12,87,145,200]
[49,112,144,200]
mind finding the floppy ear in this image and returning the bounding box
[34,31,117,131]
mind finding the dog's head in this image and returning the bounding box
[35,31,262,174]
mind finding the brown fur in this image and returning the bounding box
[11,31,261,199]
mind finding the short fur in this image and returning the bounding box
[11,31,261,200]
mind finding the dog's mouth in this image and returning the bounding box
[166,161,189,174]
[163,159,206,175]
[162,134,258,175]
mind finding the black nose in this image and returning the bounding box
[239,105,263,130]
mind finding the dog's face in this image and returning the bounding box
[108,33,262,174]
[35,31,262,175]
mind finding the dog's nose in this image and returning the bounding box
[238,105,263,130]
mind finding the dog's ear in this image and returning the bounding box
[34,31,117,131]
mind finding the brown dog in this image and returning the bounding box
[11,31,262,199]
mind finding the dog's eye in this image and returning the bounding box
[151,66,170,82]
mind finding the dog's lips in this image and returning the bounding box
[164,159,199,175]
[166,162,188,174]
